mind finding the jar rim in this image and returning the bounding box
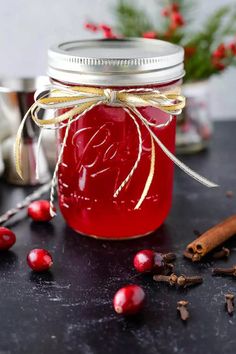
[48,38,185,86]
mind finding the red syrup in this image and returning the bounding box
[57,92,176,239]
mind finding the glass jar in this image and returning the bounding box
[176,80,213,154]
[48,39,185,239]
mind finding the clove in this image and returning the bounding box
[183,251,202,262]
[177,275,203,287]
[162,252,176,263]
[153,273,178,286]
[225,293,234,315]
[153,273,203,288]
[163,263,174,275]
[212,247,230,260]
[177,300,189,321]
[212,265,236,277]
[184,247,230,262]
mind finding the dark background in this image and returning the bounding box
[0,121,235,354]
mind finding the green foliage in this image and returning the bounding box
[115,0,152,36]
[113,0,236,82]
[184,6,236,81]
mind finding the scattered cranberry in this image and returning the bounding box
[134,249,155,272]
[27,249,53,272]
[113,285,145,315]
[28,200,54,222]
[134,249,168,273]
[0,227,16,250]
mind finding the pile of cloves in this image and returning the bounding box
[133,214,236,321]
[133,249,206,321]
[132,241,236,322]
[176,292,235,321]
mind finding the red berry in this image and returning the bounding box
[212,44,226,59]
[213,61,225,71]
[142,31,157,39]
[185,46,196,58]
[229,42,236,55]
[212,50,224,59]
[133,249,155,272]
[170,11,185,28]
[113,285,145,315]
[84,22,98,32]
[99,24,112,32]
[103,31,117,39]
[27,249,53,272]
[28,200,54,222]
[0,227,16,250]
[98,24,118,39]
[133,249,166,273]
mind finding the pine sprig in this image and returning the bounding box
[112,0,236,82]
[115,0,152,37]
[183,6,236,81]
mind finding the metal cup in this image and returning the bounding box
[0,77,51,185]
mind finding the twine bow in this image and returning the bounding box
[15,84,218,217]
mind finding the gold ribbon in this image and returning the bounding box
[15,84,218,216]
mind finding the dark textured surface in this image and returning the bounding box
[0,121,236,354]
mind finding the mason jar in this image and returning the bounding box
[48,38,184,239]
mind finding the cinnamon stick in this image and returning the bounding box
[185,215,236,261]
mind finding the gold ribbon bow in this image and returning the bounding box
[15,84,218,216]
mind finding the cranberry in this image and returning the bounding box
[133,249,155,272]
[28,200,54,222]
[133,249,166,273]
[27,249,53,272]
[134,250,176,274]
[0,227,16,250]
[113,285,145,315]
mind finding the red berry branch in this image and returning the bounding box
[161,2,185,33]
[84,22,118,39]
[212,40,236,71]
[85,1,236,82]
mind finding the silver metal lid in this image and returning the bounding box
[48,38,185,86]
